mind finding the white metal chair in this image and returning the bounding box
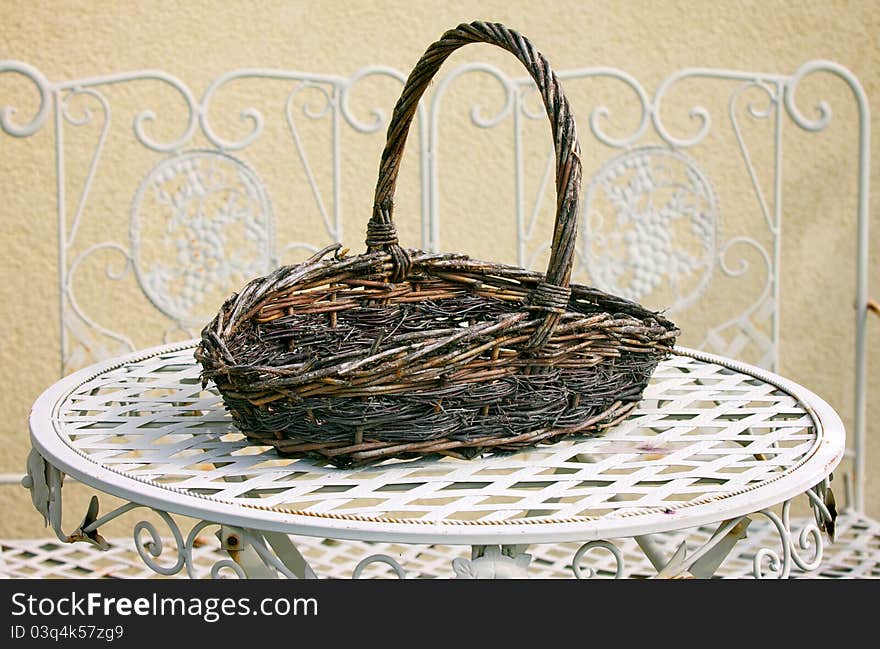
[0,56,875,578]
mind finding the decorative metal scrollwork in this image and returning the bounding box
[571,540,625,579]
[753,485,837,579]
[129,150,276,325]
[0,61,51,137]
[582,146,718,312]
[353,554,408,579]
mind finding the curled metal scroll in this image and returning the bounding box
[571,540,625,579]
[285,82,338,239]
[752,497,829,579]
[60,88,112,247]
[520,67,652,148]
[133,511,187,576]
[64,243,137,365]
[340,65,410,133]
[730,80,780,234]
[0,61,51,137]
[651,69,714,148]
[352,554,407,579]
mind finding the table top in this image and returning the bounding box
[29,341,846,545]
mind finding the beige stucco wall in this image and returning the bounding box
[1,0,878,545]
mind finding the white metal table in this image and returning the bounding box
[24,341,845,579]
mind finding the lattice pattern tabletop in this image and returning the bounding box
[28,342,845,546]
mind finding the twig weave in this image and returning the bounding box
[196,22,679,467]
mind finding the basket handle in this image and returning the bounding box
[367,21,582,349]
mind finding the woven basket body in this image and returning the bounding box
[196,22,679,467]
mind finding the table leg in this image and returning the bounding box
[216,527,324,579]
[633,535,668,572]
[263,532,318,579]
[688,518,751,578]
[651,517,752,578]
[217,526,277,579]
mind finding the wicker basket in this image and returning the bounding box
[195,21,680,467]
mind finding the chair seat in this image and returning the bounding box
[3,511,878,579]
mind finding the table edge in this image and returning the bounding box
[28,340,847,545]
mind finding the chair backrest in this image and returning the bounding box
[1,58,870,510]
